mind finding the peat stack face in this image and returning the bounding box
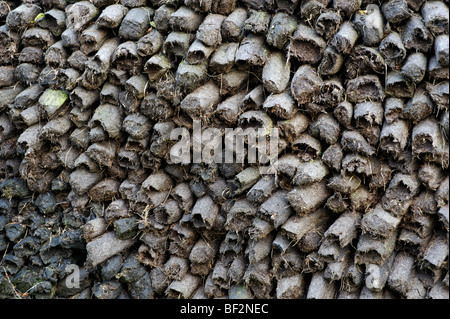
[0,0,449,300]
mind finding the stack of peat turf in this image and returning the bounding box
[0,0,448,299]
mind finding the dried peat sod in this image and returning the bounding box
[0,0,449,300]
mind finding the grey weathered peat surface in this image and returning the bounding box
[0,0,448,299]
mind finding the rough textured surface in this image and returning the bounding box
[0,0,448,300]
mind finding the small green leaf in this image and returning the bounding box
[31,13,45,23]
[150,21,156,28]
